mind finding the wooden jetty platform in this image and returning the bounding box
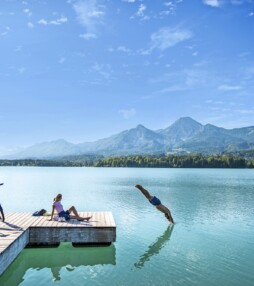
[0,212,116,276]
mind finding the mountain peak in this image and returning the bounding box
[159,117,204,142]
[136,124,146,130]
[173,117,201,125]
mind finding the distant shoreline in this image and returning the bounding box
[0,154,253,168]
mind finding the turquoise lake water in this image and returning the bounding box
[0,167,254,286]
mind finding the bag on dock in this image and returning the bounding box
[32,209,47,216]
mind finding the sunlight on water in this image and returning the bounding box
[0,167,254,285]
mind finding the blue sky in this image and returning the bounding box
[0,0,254,152]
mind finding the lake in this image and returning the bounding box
[0,167,254,286]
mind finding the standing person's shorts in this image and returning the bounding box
[149,196,161,206]
[58,210,70,220]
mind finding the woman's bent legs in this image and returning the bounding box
[68,206,92,221]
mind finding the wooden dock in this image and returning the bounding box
[0,212,116,276]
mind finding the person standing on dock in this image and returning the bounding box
[135,184,174,224]
[0,183,5,222]
[49,194,92,222]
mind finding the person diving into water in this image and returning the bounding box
[135,184,174,224]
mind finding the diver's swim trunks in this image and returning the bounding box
[149,196,161,206]
[58,210,70,220]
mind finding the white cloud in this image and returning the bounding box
[50,17,68,25]
[203,0,221,7]
[38,19,47,25]
[23,8,32,17]
[117,46,131,53]
[218,84,242,91]
[249,12,254,16]
[164,2,174,6]
[137,4,146,17]
[119,108,136,119]
[133,3,150,20]
[27,22,34,28]
[38,17,68,26]
[108,46,132,54]
[142,27,192,54]
[73,0,105,34]
[122,0,136,2]
[79,33,97,40]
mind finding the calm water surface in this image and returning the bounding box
[0,167,253,286]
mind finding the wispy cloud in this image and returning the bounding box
[38,17,68,26]
[79,32,97,40]
[9,66,26,74]
[230,0,253,4]
[18,67,26,74]
[1,26,11,36]
[122,0,136,3]
[119,108,136,119]
[73,0,105,37]
[203,0,221,7]
[27,22,34,28]
[58,57,66,64]
[141,27,192,55]
[14,45,23,52]
[218,84,242,91]
[203,0,253,7]
[108,46,132,54]
[158,85,186,94]
[90,62,113,82]
[160,1,177,16]
[117,46,132,54]
[137,4,146,17]
[236,108,254,114]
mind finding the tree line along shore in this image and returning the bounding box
[0,153,254,168]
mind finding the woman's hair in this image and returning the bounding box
[54,194,62,202]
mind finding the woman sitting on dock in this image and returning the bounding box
[49,194,92,222]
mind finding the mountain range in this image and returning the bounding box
[3,117,254,159]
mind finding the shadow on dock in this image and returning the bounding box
[0,222,24,232]
[0,242,116,285]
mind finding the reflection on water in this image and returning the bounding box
[134,225,174,269]
[0,243,116,285]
